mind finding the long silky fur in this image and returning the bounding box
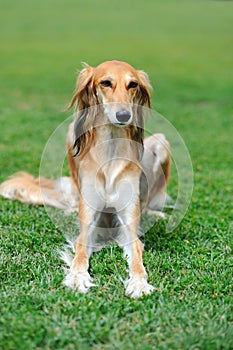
[128,109,144,162]
[73,109,90,156]
[68,64,151,160]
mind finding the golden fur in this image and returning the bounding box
[0,60,171,298]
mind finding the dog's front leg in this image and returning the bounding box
[63,199,95,293]
[119,202,155,298]
[124,237,155,298]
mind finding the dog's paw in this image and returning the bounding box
[63,271,95,294]
[125,277,156,298]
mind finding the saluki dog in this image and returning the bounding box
[0,60,171,298]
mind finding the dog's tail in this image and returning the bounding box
[0,172,79,213]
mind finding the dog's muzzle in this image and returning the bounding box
[116,109,131,124]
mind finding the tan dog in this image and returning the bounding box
[0,61,170,298]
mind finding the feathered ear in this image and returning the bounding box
[67,64,95,111]
[135,70,152,108]
[68,64,97,157]
[129,103,144,161]
[130,69,152,160]
[129,124,144,161]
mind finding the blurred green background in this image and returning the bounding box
[0,0,232,175]
[0,1,232,349]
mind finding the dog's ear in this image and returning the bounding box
[131,70,151,160]
[73,116,95,158]
[130,125,144,161]
[135,70,152,108]
[67,64,95,110]
[67,64,96,157]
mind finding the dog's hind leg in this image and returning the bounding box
[140,133,171,215]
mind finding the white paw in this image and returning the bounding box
[63,271,95,294]
[125,277,156,298]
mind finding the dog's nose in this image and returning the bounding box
[116,110,131,124]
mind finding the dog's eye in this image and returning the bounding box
[100,80,112,88]
[128,81,138,89]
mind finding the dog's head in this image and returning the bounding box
[68,60,152,156]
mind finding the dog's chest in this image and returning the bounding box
[93,142,132,204]
[83,128,139,210]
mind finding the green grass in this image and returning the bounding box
[0,0,233,349]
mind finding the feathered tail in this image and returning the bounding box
[0,172,79,213]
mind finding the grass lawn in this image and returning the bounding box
[0,0,233,349]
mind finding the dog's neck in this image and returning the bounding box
[88,116,139,165]
[95,123,128,140]
[90,123,139,194]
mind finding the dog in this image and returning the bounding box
[0,60,171,298]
